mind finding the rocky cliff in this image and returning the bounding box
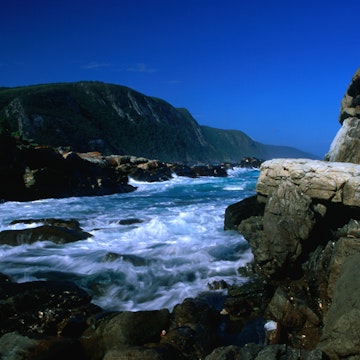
[0,81,314,163]
[326,68,360,163]
[224,67,360,359]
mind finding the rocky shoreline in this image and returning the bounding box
[0,132,262,202]
[2,68,360,359]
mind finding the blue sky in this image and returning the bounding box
[1,0,359,157]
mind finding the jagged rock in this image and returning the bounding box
[339,67,360,123]
[225,155,360,356]
[224,279,271,322]
[266,286,320,349]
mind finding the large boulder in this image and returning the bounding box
[235,158,360,278]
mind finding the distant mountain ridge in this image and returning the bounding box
[0,81,316,163]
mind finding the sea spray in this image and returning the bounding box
[0,168,259,311]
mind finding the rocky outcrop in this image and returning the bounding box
[224,157,360,358]
[0,134,136,201]
[326,68,360,163]
[0,134,240,202]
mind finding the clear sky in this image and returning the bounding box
[1,0,359,157]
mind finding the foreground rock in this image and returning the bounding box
[224,157,360,358]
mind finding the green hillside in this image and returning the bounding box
[0,81,316,163]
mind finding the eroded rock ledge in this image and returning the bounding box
[225,158,360,359]
[256,158,360,205]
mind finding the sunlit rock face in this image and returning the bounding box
[326,67,360,163]
[241,158,360,279]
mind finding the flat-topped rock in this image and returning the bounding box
[256,158,360,206]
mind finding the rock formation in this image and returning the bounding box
[224,67,360,359]
[0,133,236,202]
[326,68,360,163]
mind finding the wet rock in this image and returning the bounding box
[0,279,101,337]
[224,195,265,231]
[266,286,320,350]
[225,279,271,321]
[126,160,173,182]
[191,164,228,177]
[169,163,198,178]
[0,135,136,202]
[118,218,144,225]
[239,157,264,169]
[0,224,92,245]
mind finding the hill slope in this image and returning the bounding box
[0,81,316,163]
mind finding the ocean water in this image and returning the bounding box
[0,168,259,311]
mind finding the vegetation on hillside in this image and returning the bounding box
[0,81,316,163]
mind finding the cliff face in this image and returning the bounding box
[0,81,314,163]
